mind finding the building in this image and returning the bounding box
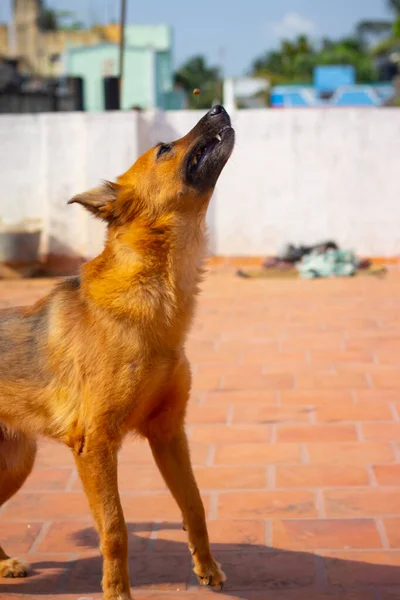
[0,1,186,110]
[0,0,123,76]
[66,25,186,111]
[271,66,394,108]
[223,77,270,111]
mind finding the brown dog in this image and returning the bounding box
[0,105,234,598]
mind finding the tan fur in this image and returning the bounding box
[0,426,36,578]
[0,108,234,598]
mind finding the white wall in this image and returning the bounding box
[214,109,400,257]
[0,108,399,260]
[0,111,140,259]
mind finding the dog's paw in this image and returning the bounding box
[0,557,28,578]
[194,559,226,591]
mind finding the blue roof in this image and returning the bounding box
[314,66,355,92]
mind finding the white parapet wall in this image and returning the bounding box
[0,111,140,262]
[0,108,399,261]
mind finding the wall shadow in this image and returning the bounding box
[1,521,399,597]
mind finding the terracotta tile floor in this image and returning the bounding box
[1,269,400,599]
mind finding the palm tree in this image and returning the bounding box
[368,0,400,59]
[37,2,82,32]
[388,0,400,14]
[356,0,400,44]
[356,20,392,44]
[250,34,376,85]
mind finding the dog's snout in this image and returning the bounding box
[208,105,225,116]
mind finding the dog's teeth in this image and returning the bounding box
[215,134,222,142]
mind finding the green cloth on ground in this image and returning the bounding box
[297,249,357,279]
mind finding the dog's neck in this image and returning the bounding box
[80,212,207,345]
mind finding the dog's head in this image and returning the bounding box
[69,105,234,223]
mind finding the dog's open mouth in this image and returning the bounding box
[183,106,235,191]
[187,125,234,175]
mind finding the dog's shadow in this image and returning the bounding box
[1,521,400,597]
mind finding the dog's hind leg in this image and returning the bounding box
[0,425,37,578]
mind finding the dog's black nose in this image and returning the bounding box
[209,104,225,116]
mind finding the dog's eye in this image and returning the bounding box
[157,144,172,158]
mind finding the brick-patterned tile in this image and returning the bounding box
[277,424,358,443]
[324,550,400,587]
[118,439,209,466]
[307,442,395,465]
[186,404,227,423]
[363,422,400,441]
[1,493,90,521]
[154,519,265,552]
[281,334,344,352]
[24,468,73,491]
[246,592,375,600]
[35,442,74,467]
[121,493,199,520]
[248,352,308,368]
[127,553,191,590]
[276,464,369,488]
[214,443,302,465]
[218,490,317,519]
[37,521,150,553]
[296,371,369,389]
[381,590,400,600]
[374,464,400,485]
[222,372,295,390]
[193,466,266,489]
[190,424,271,444]
[118,439,155,464]
[355,390,400,402]
[73,465,166,492]
[204,389,277,406]
[310,350,374,364]
[272,519,382,550]
[212,550,315,591]
[316,402,392,422]
[281,390,353,405]
[324,489,400,517]
[0,554,74,595]
[232,405,312,424]
[383,518,400,548]
[371,372,400,389]
[0,522,43,555]
[4,273,400,599]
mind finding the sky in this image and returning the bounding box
[0,0,393,76]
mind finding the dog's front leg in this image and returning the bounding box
[148,424,226,590]
[73,439,131,600]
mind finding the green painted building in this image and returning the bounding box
[66,25,186,111]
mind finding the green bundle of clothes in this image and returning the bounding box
[236,241,387,280]
[297,249,357,279]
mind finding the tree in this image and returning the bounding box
[37,3,84,32]
[174,56,221,109]
[250,35,318,85]
[356,0,400,48]
[250,34,376,85]
[388,0,400,14]
[367,0,400,62]
[318,37,377,82]
[356,20,392,44]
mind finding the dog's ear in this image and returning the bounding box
[68,181,117,221]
